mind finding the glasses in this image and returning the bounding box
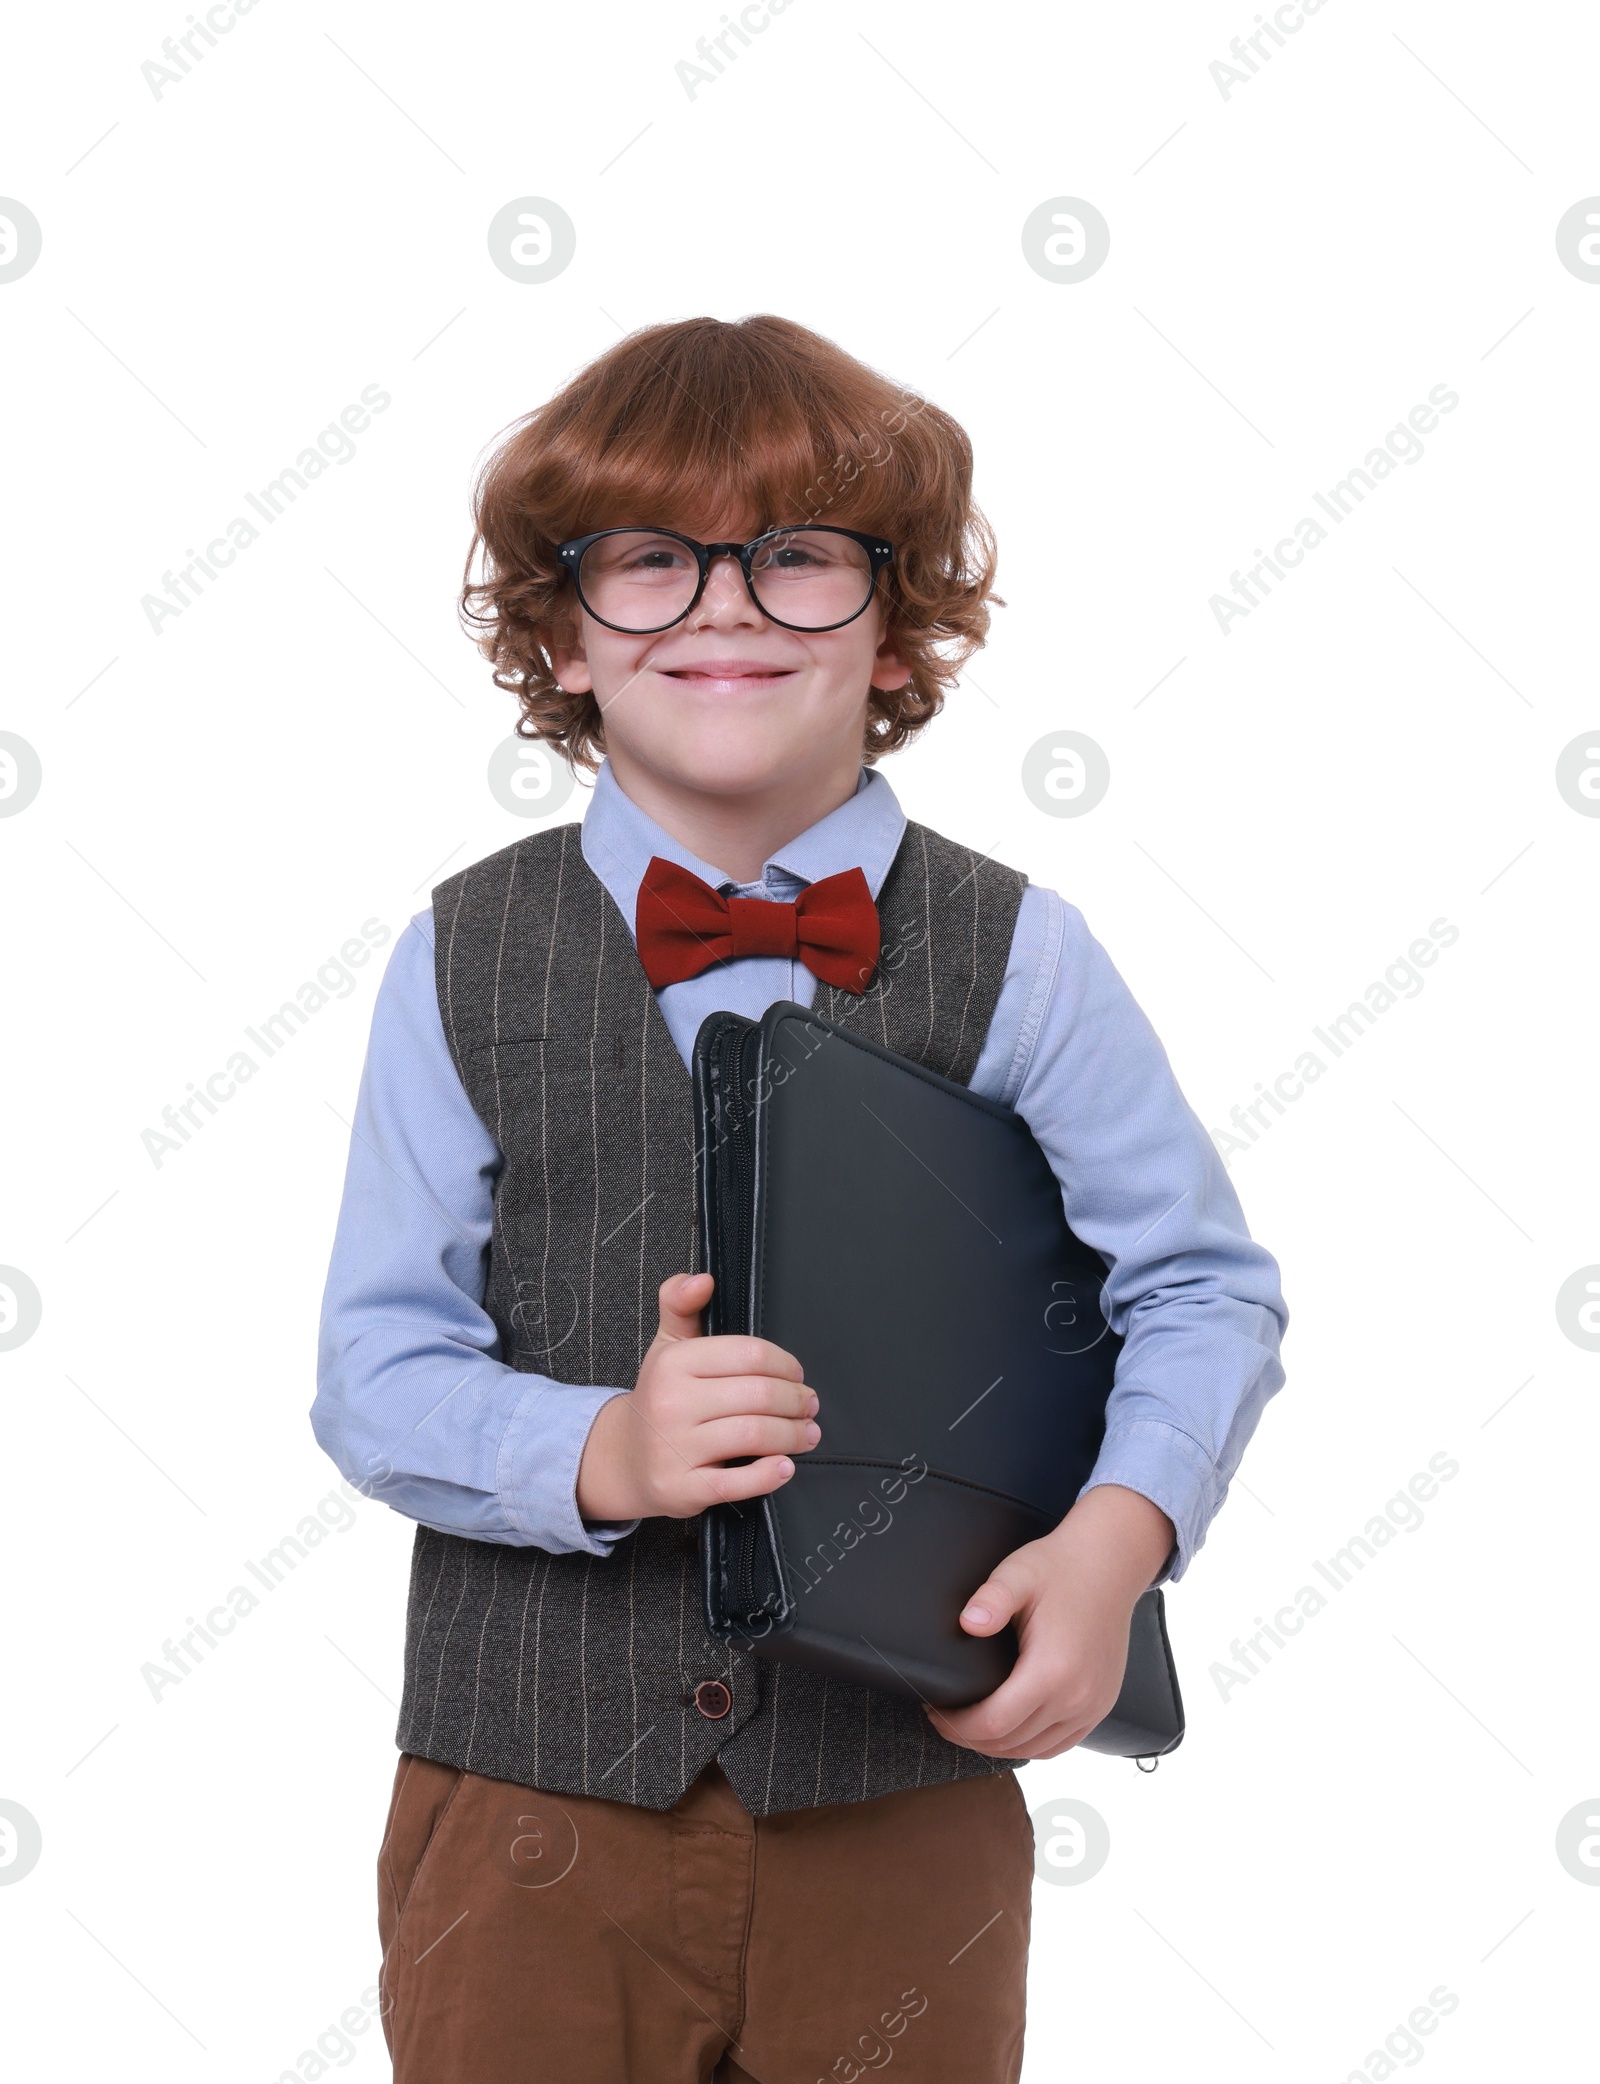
[555,526,895,635]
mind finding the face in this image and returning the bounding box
[547,513,909,801]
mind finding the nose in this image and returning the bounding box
[688,551,764,629]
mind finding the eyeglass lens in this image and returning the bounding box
[576,530,874,631]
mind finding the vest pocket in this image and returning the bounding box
[459,1036,546,1070]
[461,1035,642,1085]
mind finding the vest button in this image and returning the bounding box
[689,1679,732,1720]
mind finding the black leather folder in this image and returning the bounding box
[694,1001,1184,1761]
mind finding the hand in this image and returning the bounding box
[930,1485,1176,1760]
[575,1272,820,1521]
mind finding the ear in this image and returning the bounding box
[547,608,592,694]
[867,615,911,693]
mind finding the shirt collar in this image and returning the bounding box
[579,757,907,935]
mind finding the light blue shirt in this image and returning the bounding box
[313,760,1287,1584]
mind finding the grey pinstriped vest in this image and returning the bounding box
[395,815,1027,1814]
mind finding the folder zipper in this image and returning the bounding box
[705,1019,760,1336]
[704,1018,778,1627]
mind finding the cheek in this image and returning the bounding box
[575,624,657,692]
[800,624,888,694]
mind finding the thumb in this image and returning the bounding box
[959,1573,1023,1637]
[655,1271,713,1344]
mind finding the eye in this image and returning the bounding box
[595,533,697,577]
[755,533,837,572]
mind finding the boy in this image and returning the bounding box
[313,314,1287,2083]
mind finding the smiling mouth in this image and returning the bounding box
[660,662,797,683]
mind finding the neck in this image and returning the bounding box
[604,749,866,883]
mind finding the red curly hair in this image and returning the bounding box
[460,315,1000,770]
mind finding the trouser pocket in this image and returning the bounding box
[377,1754,467,2045]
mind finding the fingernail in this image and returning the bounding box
[962,1604,991,1625]
[803,1422,820,1444]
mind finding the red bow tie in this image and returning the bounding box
[634,855,879,994]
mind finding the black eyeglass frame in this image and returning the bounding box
[554,525,896,635]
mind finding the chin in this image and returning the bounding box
[664,741,807,797]
[618,713,833,797]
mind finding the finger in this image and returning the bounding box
[999,1711,1102,1760]
[679,1334,805,1383]
[694,1414,821,1464]
[953,1719,1081,1762]
[958,1574,1024,1637]
[963,1701,1066,1756]
[654,1271,713,1344]
[934,1702,1033,1753]
[1029,1719,1097,1759]
[692,1377,819,1422]
[934,1707,1046,1757]
[695,1454,796,1505]
[930,1664,1046,1748]
[937,1670,1107,1755]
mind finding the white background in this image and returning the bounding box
[2,0,1597,2077]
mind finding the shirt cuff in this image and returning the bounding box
[1074,1418,1218,1586]
[497,1380,641,1557]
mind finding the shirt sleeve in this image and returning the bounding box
[1006,885,1289,1584]
[310,909,639,1555]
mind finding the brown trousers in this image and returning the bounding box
[378,1752,1033,2083]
